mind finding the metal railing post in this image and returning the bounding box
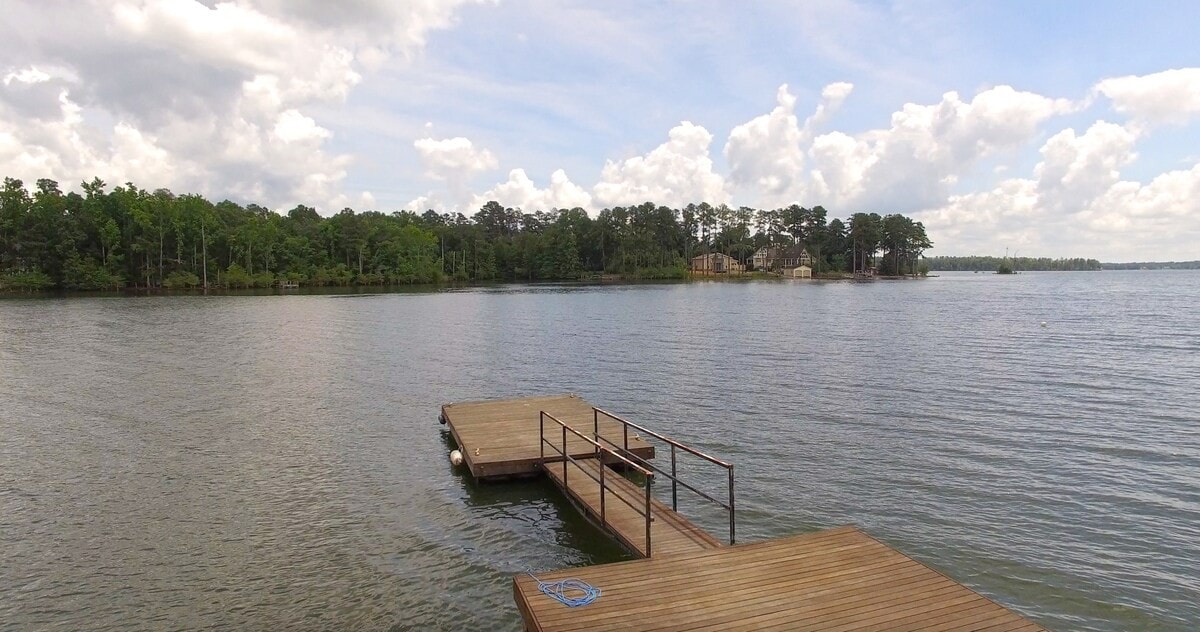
[539,411,545,464]
[671,444,678,511]
[593,408,599,459]
[599,455,606,527]
[562,424,568,488]
[644,476,653,557]
[728,465,736,545]
[623,422,629,453]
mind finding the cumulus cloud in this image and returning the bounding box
[722,82,1073,211]
[470,168,591,212]
[253,0,482,65]
[0,0,481,211]
[805,82,854,129]
[724,84,810,205]
[725,82,855,207]
[715,76,1197,258]
[918,119,1199,260]
[414,136,498,179]
[1082,163,1200,230]
[807,85,1076,210]
[1094,68,1200,128]
[403,194,437,213]
[593,121,728,207]
[1034,121,1137,213]
[412,136,499,207]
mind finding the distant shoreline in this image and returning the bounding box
[0,273,901,297]
[5,267,1198,298]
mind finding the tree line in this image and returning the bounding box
[925,256,1102,272]
[0,176,932,291]
[1100,261,1200,270]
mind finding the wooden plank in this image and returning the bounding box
[514,527,1045,632]
[441,394,655,479]
[543,458,723,559]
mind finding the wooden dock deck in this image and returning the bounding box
[544,458,722,558]
[440,394,654,479]
[514,526,1046,632]
[438,395,1044,631]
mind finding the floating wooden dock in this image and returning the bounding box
[438,395,1045,631]
[513,526,1046,632]
[440,394,654,479]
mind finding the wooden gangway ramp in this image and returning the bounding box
[440,394,654,479]
[544,458,722,558]
[514,526,1047,632]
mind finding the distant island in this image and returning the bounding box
[0,176,933,292]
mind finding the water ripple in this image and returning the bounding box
[1,272,1198,630]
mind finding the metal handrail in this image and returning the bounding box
[593,407,736,545]
[594,407,732,467]
[541,412,653,476]
[539,411,655,556]
[593,432,729,508]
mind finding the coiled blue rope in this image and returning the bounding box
[526,571,601,607]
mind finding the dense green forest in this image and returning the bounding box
[926,256,1102,272]
[0,177,932,291]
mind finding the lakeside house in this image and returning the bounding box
[751,245,812,272]
[690,252,745,274]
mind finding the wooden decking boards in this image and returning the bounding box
[513,526,1047,632]
[437,395,1045,631]
[441,394,654,479]
[543,458,723,558]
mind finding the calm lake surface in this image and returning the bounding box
[1,272,1198,631]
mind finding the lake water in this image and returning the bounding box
[1,272,1197,631]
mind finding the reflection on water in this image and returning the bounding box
[1,272,1198,631]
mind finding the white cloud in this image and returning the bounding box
[470,168,591,212]
[805,82,855,130]
[404,194,436,213]
[3,66,50,85]
[0,2,1196,261]
[724,84,810,205]
[1034,121,1137,214]
[1083,163,1200,229]
[722,82,1073,211]
[108,122,185,187]
[1094,67,1200,128]
[413,136,498,179]
[273,109,331,144]
[253,0,487,63]
[0,0,481,212]
[413,135,498,208]
[725,82,855,207]
[805,85,1075,210]
[918,120,1199,260]
[918,178,1042,254]
[593,121,728,207]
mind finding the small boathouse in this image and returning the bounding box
[440,394,1045,632]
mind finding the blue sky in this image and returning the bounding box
[1,1,1198,259]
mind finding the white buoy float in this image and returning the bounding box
[449,449,464,466]
[1040,321,1048,328]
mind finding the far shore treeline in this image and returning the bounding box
[925,256,1102,272]
[0,177,934,291]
